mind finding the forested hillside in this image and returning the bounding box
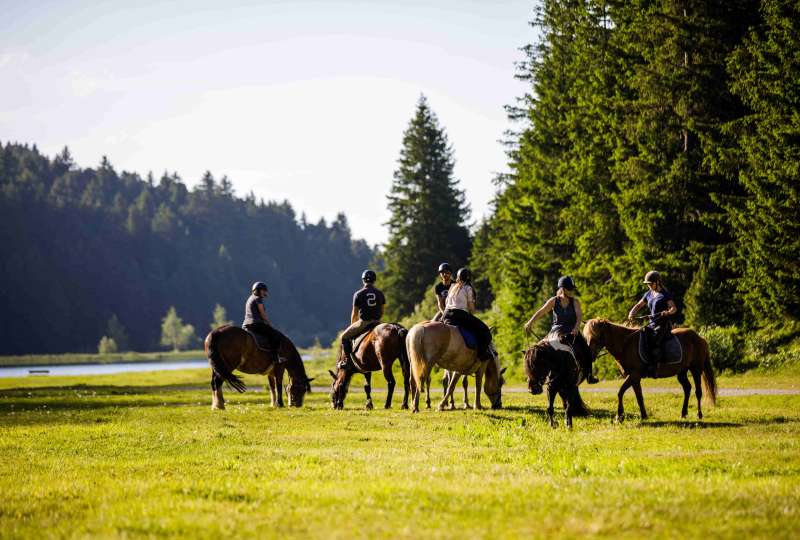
[471,0,799,361]
[0,143,374,354]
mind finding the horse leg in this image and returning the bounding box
[425,371,432,410]
[677,370,691,418]
[211,373,225,410]
[690,367,703,420]
[546,387,557,428]
[400,355,410,410]
[562,389,572,429]
[441,372,454,410]
[616,376,634,423]
[364,371,373,410]
[274,366,285,407]
[438,372,461,411]
[462,375,471,409]
[383,364,396,409]
[632,377,647,420]
[474,366,485,410]
[267,374,278,407]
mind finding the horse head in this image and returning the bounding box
[483,346,506,409]
[524,343,553,395]
[583,318,608,360]
[329,346,355,409]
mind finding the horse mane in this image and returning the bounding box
[583,318,636,340]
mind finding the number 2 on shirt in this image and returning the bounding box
[366,293,377,307]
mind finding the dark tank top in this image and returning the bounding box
[552,296,576,335]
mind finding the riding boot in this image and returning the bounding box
[586,372,599,384]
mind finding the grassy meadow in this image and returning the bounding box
[1,361,799,539]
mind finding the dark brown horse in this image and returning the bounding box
[330,323,410,410]
[583,318,717,422]
[523,341,589,429]
[205,324,313,409]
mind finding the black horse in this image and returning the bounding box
[523,342,589,428]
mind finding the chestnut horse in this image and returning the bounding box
[406,321,505,413]
[205,324,313,409]
[330,323,410,410]
[583,318,716,422]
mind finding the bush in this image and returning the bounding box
[700,326,748,372]
[97,336,118,354]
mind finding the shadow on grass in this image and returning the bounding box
[638,420,743,429]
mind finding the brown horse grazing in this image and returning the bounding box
[329,323,410,410]
[406,321,505,413]
[205,324,313,409]
[523,342,589,429]
[583,318,717,422]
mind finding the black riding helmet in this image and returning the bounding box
[251,281,268,294]
[456,267,472,283]
[361,269,377,283]
[438,262,452,274]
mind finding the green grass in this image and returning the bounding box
[1,369,799,539]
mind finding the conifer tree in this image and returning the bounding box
[381,95,471,319]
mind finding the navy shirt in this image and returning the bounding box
[353,285,385,321]
[552,296,576,334]
[642,288,673,326]
[434,282,452,306]
[243,294,264,325]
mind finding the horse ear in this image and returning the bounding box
[328,370,336,380]
[500,367,507,375]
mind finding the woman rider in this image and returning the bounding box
[442,268,494,362]
[243,281,284,359]
[523,276,599,384]
[627,270,678,369]
[432,262,453,322]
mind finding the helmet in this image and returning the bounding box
[557,275,576,291]
[456,267,472,282]
[251,281,268,293]
[361,269,377,283]
[643,270,661,284]
[437,262,452,274]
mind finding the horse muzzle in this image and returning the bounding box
[530,383,543,395]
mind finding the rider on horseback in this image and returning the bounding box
[432,262,453,322]
[243,281,285,361]
[340,269,385,368]
[628,270,678,373]
[442,268,494,362]
[523,276,599,384]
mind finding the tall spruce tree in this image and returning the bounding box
[722,0,800,321]
[382,95,471,319]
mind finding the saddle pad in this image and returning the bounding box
[546,331,576,360]
[458,326,477,350]
[244,328,272,352]
[638,332,683,365]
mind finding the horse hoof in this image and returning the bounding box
[615,415,624,424]
[365,401,373,410]
[212,404,225,411]
[681,413,687,419]
[697,412,703,420]
[401,404,409,410]
[463,403,472,410]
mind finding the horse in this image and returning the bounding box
[205,324,313,409]
[329,323,410,410]
[406,320,505,413]
[523,340,589,428]
[582,318,717,422]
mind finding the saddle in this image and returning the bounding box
[244,328,273,352]
[638,330,682,368]
[350,321,382,354]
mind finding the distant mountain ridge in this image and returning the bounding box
[0,142,374,354]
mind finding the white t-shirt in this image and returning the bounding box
[445,284,475,311]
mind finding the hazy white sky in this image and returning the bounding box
[1,0,534,245]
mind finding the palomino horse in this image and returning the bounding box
[442,370,471,409]
[524,341,589,428]
[205,324,313,409]
[583,318,717,421]
[406,321,505,413]
[330,323,410,410]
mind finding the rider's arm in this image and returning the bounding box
[661,299,678,318]
[573,298,582,335]
[627,299,646,320]
[524,297,555,331]
[467,287,476,314]
[258,303,271,325]
[435,286,446,313]
[350,305,358,324]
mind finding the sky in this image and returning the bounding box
[0,0,534,246]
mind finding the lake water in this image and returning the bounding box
[0,354,315,378]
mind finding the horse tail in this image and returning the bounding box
[207,329,246,393]
[407,324,426,386]
[700,336,717,406]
